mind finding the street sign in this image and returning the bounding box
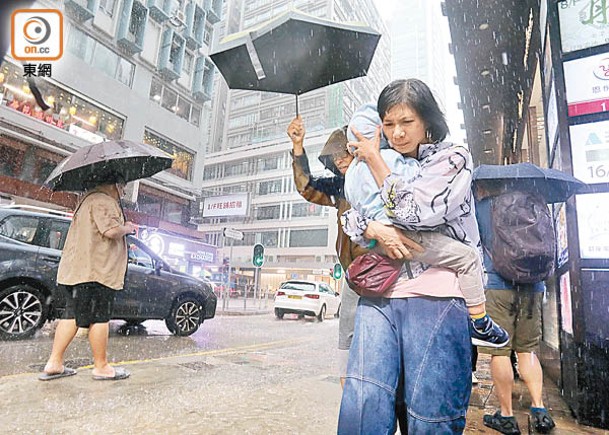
[223,227,244,240]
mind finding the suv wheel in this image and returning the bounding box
[274,308,284,319]
[165,297,203,336]
[0,285,48,340]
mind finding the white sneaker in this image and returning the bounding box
[472,372,479,385]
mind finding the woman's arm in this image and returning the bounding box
[342,208,423,260]
[382,144,474,229]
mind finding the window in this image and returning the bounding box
[258,179,282,196]
[143,130,194,180]
[258,154,281,171]
[0,216,39,244]
[0,60,125,141]
[128,242,154,269]
[292,202,323,218]
[261,231,278,248]
[99,0,117,17]
[183,52,193,74]
[256,205,280,221]
[148,78,202,126]
[289,229,328,247]
[41,219,70,250]
[66,27,135,87]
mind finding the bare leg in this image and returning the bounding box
[43,319,78,374]
[517,351,544,408]
[490,355,515,416]
[89,322,115,377]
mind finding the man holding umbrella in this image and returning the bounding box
[39,178,136,381]
[39,140,173,381]
[474,163,585,434]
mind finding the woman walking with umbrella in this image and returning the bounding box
[39,140,173,381]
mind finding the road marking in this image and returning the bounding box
[1,337,313,379]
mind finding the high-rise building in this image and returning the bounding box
[199,0,390,289]
[388,0,466,144]
[0,0,221,273]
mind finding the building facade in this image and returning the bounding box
[198,0,390,290]
[0,0,221,273]
[389,0,466,144]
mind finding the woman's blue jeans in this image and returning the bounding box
[338,296,472,434]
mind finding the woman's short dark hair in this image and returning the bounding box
[377,79,449,143]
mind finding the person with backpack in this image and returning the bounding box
[475,181,556,435]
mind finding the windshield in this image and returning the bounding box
[280,282,316,292]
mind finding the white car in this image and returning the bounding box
[273,280,341,321]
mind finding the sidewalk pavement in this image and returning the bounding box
[467,353,607,434]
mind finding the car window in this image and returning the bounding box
[40,219,71,250]
[280,282,316,292]
[128,242,154,269]
[0,216,39,244]
[319,284,332,294]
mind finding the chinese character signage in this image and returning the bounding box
[202,193,249,217]
[576,192,609,259]
[563,52,609,116]
[558,0,609,53]
[569,120,609,184]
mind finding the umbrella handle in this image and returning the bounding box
[295,94,299,117]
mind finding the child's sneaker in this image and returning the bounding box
[471,315,509,348]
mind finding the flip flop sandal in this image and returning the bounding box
[38,367,77,381]
[92,366,130,381]
[531,408,556,434]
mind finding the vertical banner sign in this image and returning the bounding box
[560,272,574,335]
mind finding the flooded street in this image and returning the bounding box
[0,314,344,433]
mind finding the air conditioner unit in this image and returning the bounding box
[169,9,186,28]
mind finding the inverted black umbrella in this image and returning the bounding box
[210,9,381,114]
[45,140,174,192]
[473,162,587,203]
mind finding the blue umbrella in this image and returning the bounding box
[473,162,587,203]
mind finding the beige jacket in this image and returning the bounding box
[57,190,127,290]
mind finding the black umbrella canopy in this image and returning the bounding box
[473,162,588,204]
[210,9,381,96]
[45,140,174,192]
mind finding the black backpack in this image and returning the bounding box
[489,191,556,284]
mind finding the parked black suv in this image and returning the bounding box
[0,206,217,340]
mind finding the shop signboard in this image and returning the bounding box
[569,119,609,184]
[576,192,609,259]
[202,193,249,217]
[558,0,609,53]
[564,53,609,117]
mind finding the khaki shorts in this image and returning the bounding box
[478,289,543,357]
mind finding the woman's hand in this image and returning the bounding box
[364,221,424,260]
[287,116,305,155]
[348,126,381,163]
[348,126,391,188]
